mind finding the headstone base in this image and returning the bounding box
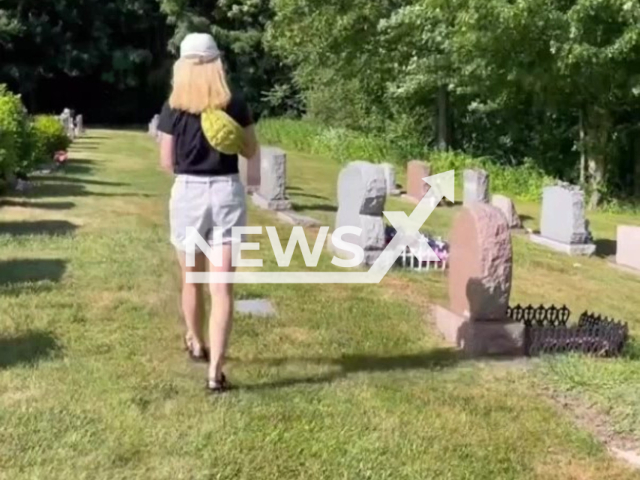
[608,259,640,277]
[252,193,292,211]
[529,234,596,256]
[432,305,525,357]
[277,211,321,228]
[327,234,382,267]
[245,186,259,194]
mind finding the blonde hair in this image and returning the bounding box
[169,57,231,114]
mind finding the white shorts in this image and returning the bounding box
[170,174,247,251]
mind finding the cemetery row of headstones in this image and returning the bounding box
[59,108,85,141]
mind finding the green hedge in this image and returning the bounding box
[257,118,553,201]
[0,85,30,180]
[32,115,71,165]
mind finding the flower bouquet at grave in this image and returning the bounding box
[385,226,450,267]
[54,151,68,167]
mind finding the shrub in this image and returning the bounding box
[258,118,554,201]
[0,84,30,180]
[31,115,70,166]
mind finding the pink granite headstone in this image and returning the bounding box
[406,160,431,202]
[448,203,513,321]
[616,226,640,271]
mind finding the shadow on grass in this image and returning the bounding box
[292,203,337,213]
[32,175,128,187]
[519,214,534,223]
[0,259,66,286]
[237,348,460,391]
[595,239,617,258]
[289,192,330,201]
[0,331,62,369]
[0,200,76,210]
[0,220,77,237]
[22,183,153,199]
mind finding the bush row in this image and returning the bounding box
[0,85,70,189]
[257,118,554,202]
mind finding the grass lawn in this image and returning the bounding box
[1,130,640,479]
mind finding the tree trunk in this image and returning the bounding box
[436,85,452,151]
[634,133,640,198]
[578,109,586,185]
[584,107,612,209]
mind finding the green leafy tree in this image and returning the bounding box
[159,0,297,118]
[451,0,640,206]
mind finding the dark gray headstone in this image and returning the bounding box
[333,161,387,265]
[463,169,490,206]
[252,147,292,211]
[540,184,591,244]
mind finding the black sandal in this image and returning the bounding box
[206,373,231,394]
[183,335,209,363]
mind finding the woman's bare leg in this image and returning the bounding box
[208,244,235,381]
[177,252,206,354]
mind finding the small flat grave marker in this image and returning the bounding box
[235,299,276,318]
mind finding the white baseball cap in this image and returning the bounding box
[180,33,220,61]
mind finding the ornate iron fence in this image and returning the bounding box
[506,304,629,357]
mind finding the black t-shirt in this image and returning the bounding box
[157,94,253,176]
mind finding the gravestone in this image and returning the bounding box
[530,184,596,256]
[616,226,640,272]
[239,148,261,193]
[491,195,522,229]
[380,163,400,196]
[251,147,292,211]
[332,161,387,266]
[405,160,431,202]
[74,115,84,136]
[433,203,524,356]
[463,169,490,206]
[148,114,160,138]
[60,109,74,140]
[235,299,276,318]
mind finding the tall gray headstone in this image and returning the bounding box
[60,109,74,140]
[463,169,490,206]
[333,161,387,266]
[380,163,400,196]
[74,115,84,136]
[491,195,522,229]
[530,184,595,255]
[540,185,590,244]
[149,114,160,137]
[252,147,292,211]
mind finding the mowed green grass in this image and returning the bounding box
[0,130,639,479]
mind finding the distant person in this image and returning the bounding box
[157,32,259,393]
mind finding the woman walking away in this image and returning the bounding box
[157,33,259,393]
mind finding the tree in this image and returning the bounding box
[159,0,297,118]
[0,0,169,118]
[451,0,640,206]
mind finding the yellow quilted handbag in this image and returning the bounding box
[200,108,245,155]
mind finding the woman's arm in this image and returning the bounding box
[240,125,259,160]
[159,133,175,173]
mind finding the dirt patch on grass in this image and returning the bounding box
[542,384,640,470]
[534,454,638,479]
